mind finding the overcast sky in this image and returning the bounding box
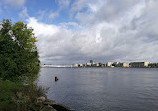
[0,0,158,64]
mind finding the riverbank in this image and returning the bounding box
[37,97,70,111]
[0,79,71,111]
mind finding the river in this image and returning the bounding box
[37,68,158,111]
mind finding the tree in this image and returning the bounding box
[0,19,40,83]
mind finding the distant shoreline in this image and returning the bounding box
[41,61,158,68]
[40,66,157,68]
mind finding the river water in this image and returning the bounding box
[37,68,158,111]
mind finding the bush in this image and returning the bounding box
[0,79,49,111]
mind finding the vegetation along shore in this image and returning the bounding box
[0,19,71,111]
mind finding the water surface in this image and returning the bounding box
[37,68,158,111]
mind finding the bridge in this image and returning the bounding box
[40,65,73,68]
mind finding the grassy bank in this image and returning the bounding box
[0,79,71,111]
[0,78,47,111]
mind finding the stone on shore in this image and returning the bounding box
[37,97,71,111]
[40,106,57,111]
[37,96,46,103]
[50,103,71,111]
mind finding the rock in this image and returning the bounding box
[50,103,71,111]
[43,99,56,106]
[38,98,71,111]
[40,106,57,111]
[55,76,58,81]
[37,96,46,103]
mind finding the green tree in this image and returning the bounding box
[0,19,40,83]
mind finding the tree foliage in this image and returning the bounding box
[148,63,158,68]
[0,19,40,82]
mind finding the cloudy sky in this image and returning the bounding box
[0,0,158,64]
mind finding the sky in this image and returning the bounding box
[0,0,158,65]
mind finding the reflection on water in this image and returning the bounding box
[37,68,158,111]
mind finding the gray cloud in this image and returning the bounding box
[27,0,158,64]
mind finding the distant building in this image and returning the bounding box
[106,62,113,67]
[79,64,84,67]
[96,63,100,67]
[90,60,93,64]
[129,62,151,68]
[102,64,106,67]
[86,63,92,66]
[113,62,120,67]
[122,63,129,67]
[98,63,103,67]
[118,63,129,67]
[73,64,79,67]
[93,63,102,67]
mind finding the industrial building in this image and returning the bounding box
[129,62,151,68]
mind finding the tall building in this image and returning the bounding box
[90,60,93,64]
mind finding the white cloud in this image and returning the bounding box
[27,0,158,64]
[70,0,105,19]
[37,10,59,22]
[59,22,82,30]
[27,17,59,36]
[27,17,77,64]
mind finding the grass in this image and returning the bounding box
[0,78,48,111]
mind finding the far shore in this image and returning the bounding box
[40,65,156,68]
